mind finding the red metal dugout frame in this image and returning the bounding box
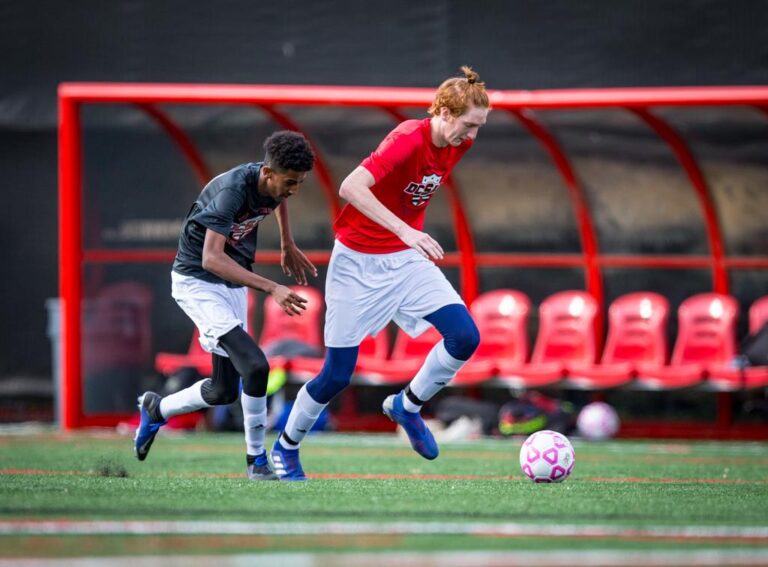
[59,84,768,430]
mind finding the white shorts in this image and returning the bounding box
[170,271,248,356]
[324,240,464,347]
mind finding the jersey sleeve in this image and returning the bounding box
[191,188,244,237]
[360,129,419,183]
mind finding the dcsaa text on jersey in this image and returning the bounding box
[404,174,442,207]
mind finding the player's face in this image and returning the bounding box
[264,168,308,199]
[441,104,489,146]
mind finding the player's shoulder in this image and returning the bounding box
[206,162,260,189]
[381,118,428,151]
[390,118,428,139]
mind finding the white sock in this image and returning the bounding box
[159,379,211,419]
[241,392,268,457]
[404,340,466,412]
[280,384,327,449]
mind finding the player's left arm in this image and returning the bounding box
[275,200,317,285]
[340,167,444,260]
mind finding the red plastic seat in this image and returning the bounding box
[258,285,324,379]
[636,293,760,390]
[259,285,324,355]
[498,291,597,389]
[86,281,154,375]
[459,289,531,385]
[568,292,669,389]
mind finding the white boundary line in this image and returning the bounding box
[4,550,768,567]
[2,520,768,539]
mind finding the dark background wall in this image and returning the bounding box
[1,0,767,384]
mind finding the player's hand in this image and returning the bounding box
[397,226,444,260]
[270,284,308,316]
[281,242,318,285]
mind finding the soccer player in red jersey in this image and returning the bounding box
[272,67,491,480]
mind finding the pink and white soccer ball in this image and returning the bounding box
[519,430,575,483]
[577,401,620,440]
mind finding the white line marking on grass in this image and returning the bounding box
[3,550,768,567]
[2,520,768,540]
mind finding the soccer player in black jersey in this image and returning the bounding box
[134,131,316,480]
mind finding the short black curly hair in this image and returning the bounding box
[263,130,315,173]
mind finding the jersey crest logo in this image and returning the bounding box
[404,173,442,207]
[228,208,271,243]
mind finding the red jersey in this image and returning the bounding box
[334,118,473,253]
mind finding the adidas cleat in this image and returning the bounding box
[246,452,278,481]
[383,392,439,460]
[270,440,307,481]
[133,391,166,461]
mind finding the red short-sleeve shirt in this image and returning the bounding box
[333,118,472,253]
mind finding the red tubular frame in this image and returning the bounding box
[58,83,768,430]
[630,108,728,293]
[509,109,605,340]
[135,104,213,186]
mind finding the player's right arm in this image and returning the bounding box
[202,229,306,315]
[339,166,444,260]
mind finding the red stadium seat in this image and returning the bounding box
[462,289,531,385]
[635,293,767,390]
[86,281,154,375]
[260,285,325,380]
[637,293,729,389]
[259,285,324,355]
[568,292,669,389]
[498,291,597,389]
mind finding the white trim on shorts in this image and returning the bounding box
[323,240,464,348]
[170,271,248,356]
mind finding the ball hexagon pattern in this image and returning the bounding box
[519,430,575,483]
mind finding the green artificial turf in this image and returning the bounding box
[1,431,767,558]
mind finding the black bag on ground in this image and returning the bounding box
[742,323,768,367]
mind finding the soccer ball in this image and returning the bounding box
[577,401,620,440]
[519,430,575,483]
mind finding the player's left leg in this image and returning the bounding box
[384,304,479,459]
[218,326,277,481]
[271,346,358,481]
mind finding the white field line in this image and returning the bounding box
[4,550,768,567]
[1,520,768,539]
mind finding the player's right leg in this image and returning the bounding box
[134,353,240,461]
[134,391,167,461]
[271,346,358,480]
[136,272,245,462]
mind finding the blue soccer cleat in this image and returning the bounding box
[382,391,439,460]
[270,440,307,481]
[133,391,166,461]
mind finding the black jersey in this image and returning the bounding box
[172,162,281,287]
